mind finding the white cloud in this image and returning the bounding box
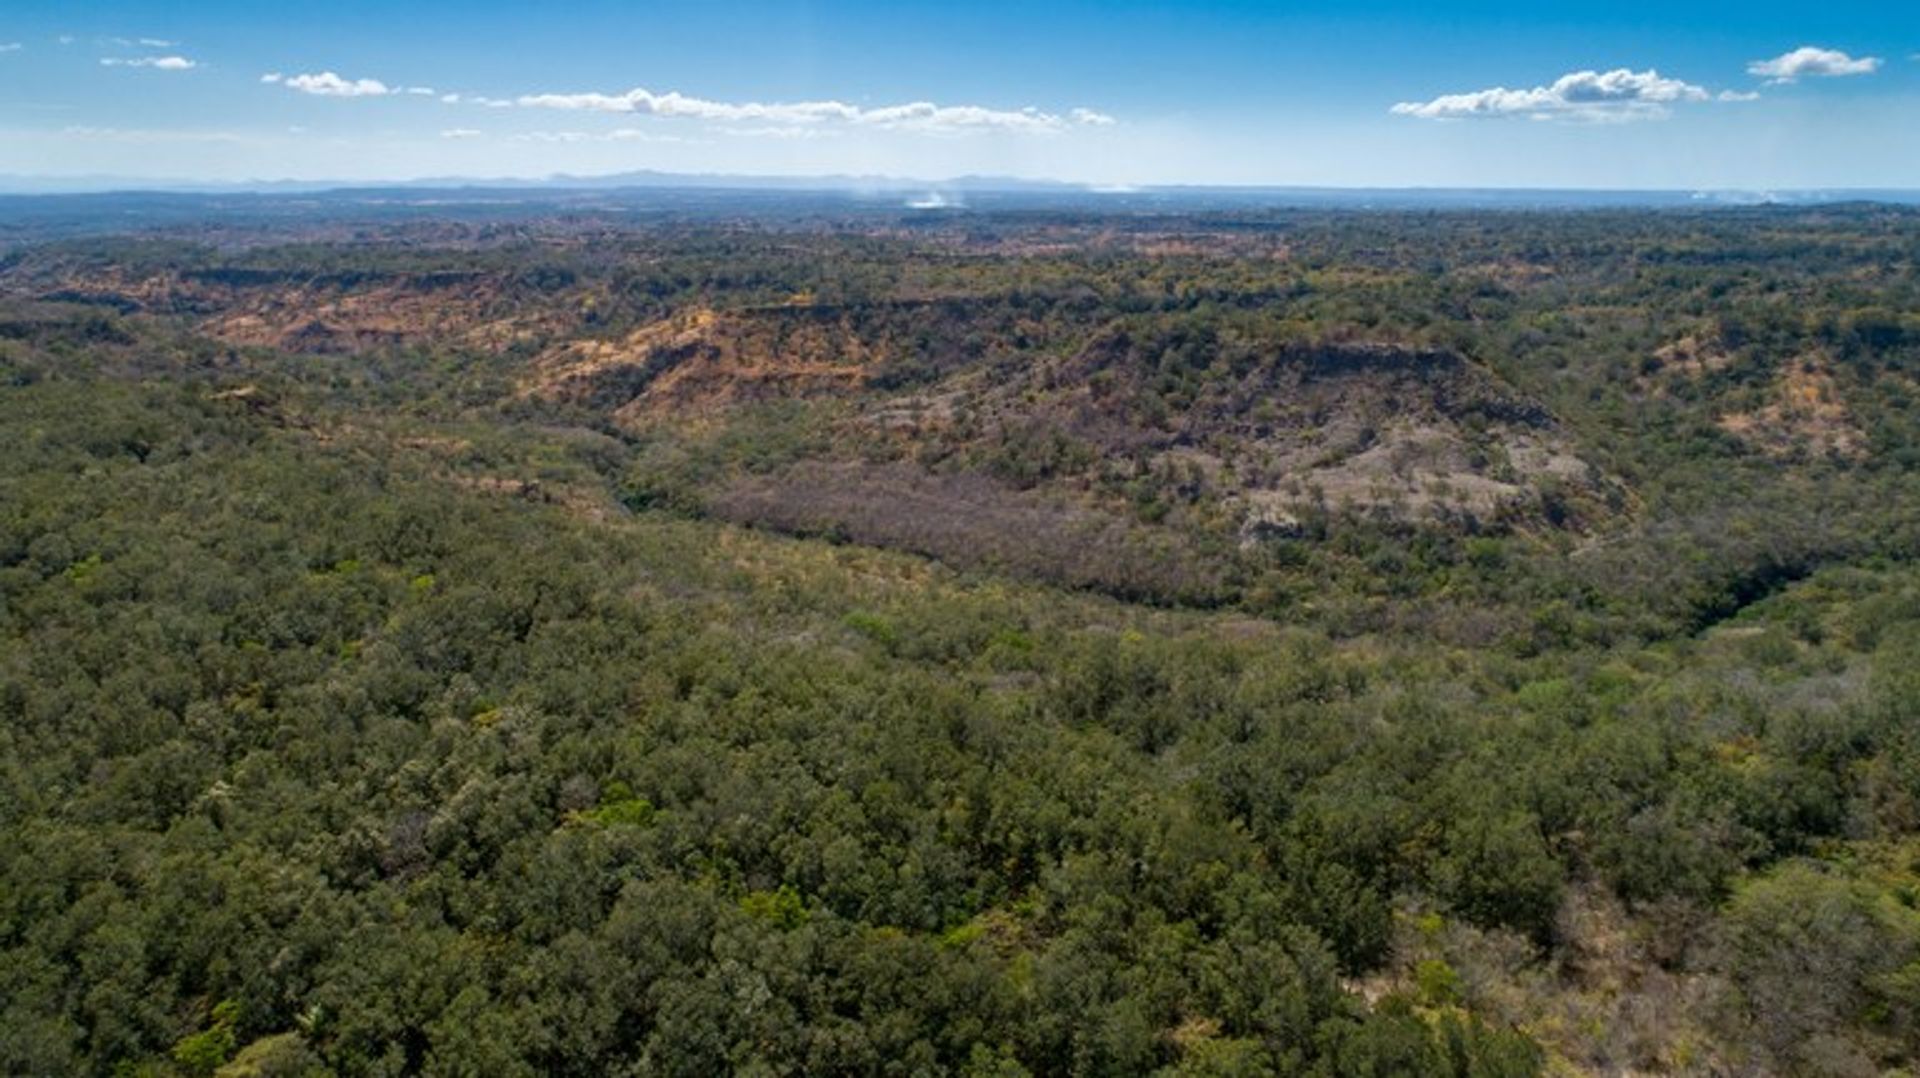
[1717,89,1761,102]
[1747,46,1881,83]
[56,35,75,46]
[1391,68,1710,122]
[59,125,244,144]
[513,86,1113,134]
[0,43,21,54]
[273,71,394,97]
[138,38,176,48]
[101,55,197,71]
[722,125,843,140]
[268,73,1111,134]
[513,128,687,144]
[440,128,483,139]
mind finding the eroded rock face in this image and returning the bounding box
[528,306,1624,535]
[521,296,1062,425]
[1239,501,1304,548]
[525,306,881,423]
[200,282,560,355]
[934,335,1624,533]
[17,264,566,354]
[1197,345,1603,529]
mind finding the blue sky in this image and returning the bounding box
[1,1,1916,188]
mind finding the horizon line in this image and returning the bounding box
[2,169,1919,199]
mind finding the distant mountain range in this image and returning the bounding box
[1,170,1918,209]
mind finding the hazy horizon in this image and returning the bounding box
[2,169,1918,202]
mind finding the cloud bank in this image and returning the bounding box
[513,87,1112,133]
[1392,68,1710,122]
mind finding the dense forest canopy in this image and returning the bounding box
[3,200,1920,1075]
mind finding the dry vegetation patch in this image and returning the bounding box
[1649,332,1736,381]
[1718,357,1867,460]
[709,460,1232,604]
